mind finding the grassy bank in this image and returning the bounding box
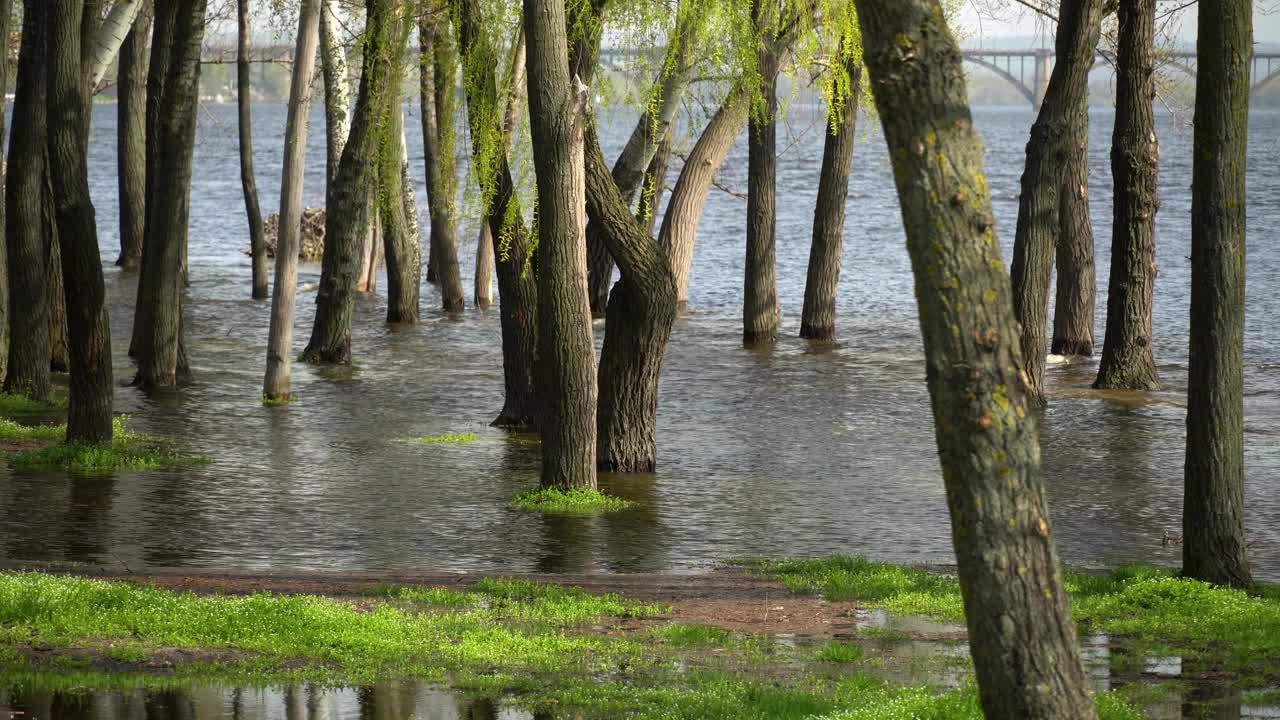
[0,413,207,474]
[0,569,1153,719]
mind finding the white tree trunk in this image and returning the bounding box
[318,0,351,186]
[263,0,322,400]
[90,0,145,87]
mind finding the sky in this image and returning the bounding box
[955,3,1280,48]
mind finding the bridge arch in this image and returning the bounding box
[962,56,1038,108]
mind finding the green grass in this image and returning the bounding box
[3,417,208,474]
[756,556,1280,679]
[260,393,296,406]
[655,623,731,646]
[397,432,478,444]
[0,392,65,418]
[815,641,864,664]
[509,486,633,514]
[377,577,668,625]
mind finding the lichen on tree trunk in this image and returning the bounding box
[855,1,1099,717]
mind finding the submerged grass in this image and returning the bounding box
[0,417,208,474]
[509,486,633,514]
[397,432,478,444]
[0,571,1149,719]
[756,556,1280,679]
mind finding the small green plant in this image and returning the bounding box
[0,392,65,419]
[656,623,731,646]
[815,641,864,664]
[398,432,478,444]
[509,487,633,514]
[0,418,65,443]
[261,393,296,406]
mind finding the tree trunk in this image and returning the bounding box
[239,0,268,300]
[48,0,114,444]
[46,224,69,374]
[135,0,206,388]
[524,0,596,489]
[261,0,320,399]
[383,103,421,324]
[0,0,10,383]
[1009,0,1104,406]
[115,5,148,271]
[1050,109,1095,357]
[88,0,145,87]
[5,0,52,401]
[635,125,673,237]
[1094,0,1160,390]
[799,48,860,341]
[1183,0,1253,589]
[356,191,382,292]
[585,0,705,313]
[457,0,539,428]
[305,0,397,362]
[743,11,780,346]
[474,27,526,310]
[319,0,351,188]
[855,2,1099,717]
[420,9,466,312]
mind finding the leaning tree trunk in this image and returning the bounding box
[658,85,750,306]
[585,0,705,313]
[1009,0,1105,406]
[0,0,10,382]
[420,9,466,312]
[743,16,780,346]
[855,2,1099,717]
[1183,0,1253,589]
[261,0,321,400]
[48,0,114,444]
[524,0,596,489]
[88,0,145,87]
[303,0,395,362]
[5,0,52,401]
[1050,106,1095,356]
[115,5,148,271]
[1095,0,1160,390]
[457,0,539,428]
[135,0,206,388]
[383,102,421,324]
[799,48,860,341]
[238,0,268,300]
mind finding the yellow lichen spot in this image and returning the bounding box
[983,288,998,304]
[992,385,1011,413]
[989,259,1003,271]
[1016,406,1026,419]
[1008,517,1016,528]
[993,450,1006,462]
[1017,565,1027,575]
[924,130,938,146]
[998,466,1011,477]
[1043,590,1053,600]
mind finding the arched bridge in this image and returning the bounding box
[962,48,1280,109]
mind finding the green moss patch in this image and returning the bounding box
[509,486,633,514]
[1,417,208,474]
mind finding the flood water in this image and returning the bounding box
[0,100,1277,580]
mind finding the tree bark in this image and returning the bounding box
[658,85,750,307]
[239,0,268,300]
[1183,0,1253,589]
[319,0,351,188]
[304,0,397,363]
[525,0,596,489]
[635,125,673,237]
[474,28,526,310]
[420,8,465,312]
[585,0,705,313]
[89,0,145,87]
[1050,108,1095,357]
[47,225,69,374]
[5,0,52,401]
[0,0,10,383]
[743,3,780,346]
[457,0,539,428]
[115,5,148,271]
[1094,0,1160,390]
[262,0,320,399]
[48,0,115,444]
[855,2,1098,717]
[1009,0,1104,406]
[800,49,860,341]
[383,103,421,324]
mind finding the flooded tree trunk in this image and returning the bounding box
[304,0,397,363]
[261,0,320,399]
[319,0,350,189]
[743,15,780,346]
[1095,0,1160,390]
[382,102,421,325]
[1050,108,1095,356]
[1183,0,1253,590]
[5,0,52,401]
[48,0,114,444]
[238,0,268,300]
[855,2,1098,717]
[799,49,860,342]
[356,195,382,293]
[115,7,148,271]
[474,28,526,311]
[525,0,596,488]
[660,86,750,307]
[420,11,466,312]
[1009,0,1104,406]
[136,0,205,388]
[457,0,539,428]
[585,1,704,314]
